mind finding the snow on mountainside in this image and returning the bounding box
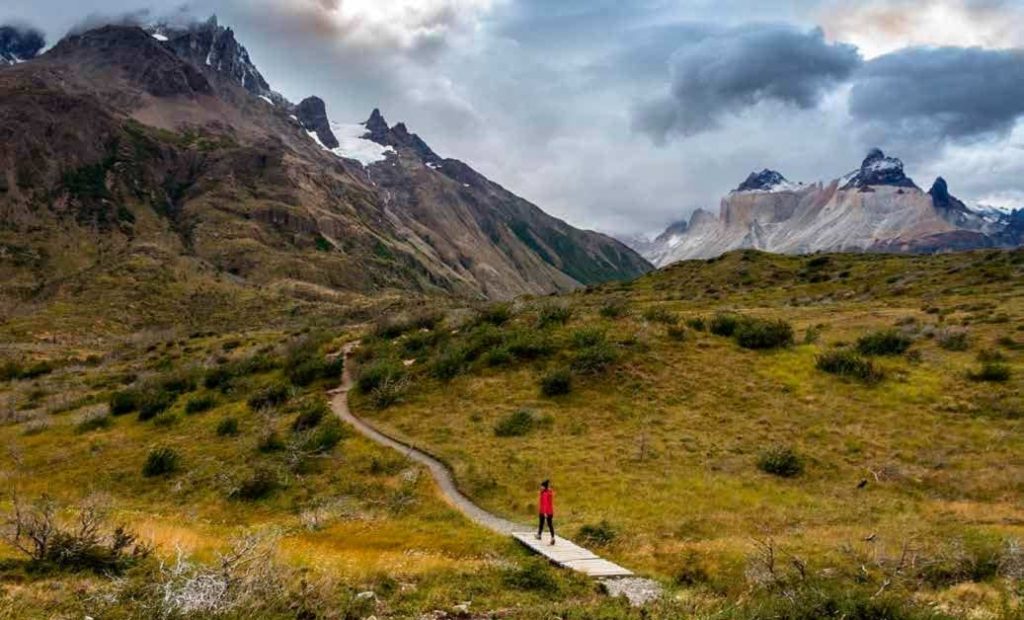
[639,149,1019,266]
[0,25,44,65]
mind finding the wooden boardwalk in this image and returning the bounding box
[330,343,637,581]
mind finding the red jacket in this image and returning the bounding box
[539,488,554,515]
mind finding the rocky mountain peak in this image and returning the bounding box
[362,111,442,164]
[296,96,339,149]
[928,177,951,206]
[842,148,917,190]
[148,15,277,101]
[0,24,45,65]
[736,169,788,192]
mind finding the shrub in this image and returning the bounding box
[409,310,444,330]
[482,346,513,367]
[816,350,884,384]
[371,317,412,340]
[937,329,970,351]
[856,330,913,356]
[185,394,216,415]
[401,331,440,358]
[303,418,346,453]
[109,389,140,416]
[284,339,343,387]
[503,559,560,592]
[734,318,794,350]
[76,411,112,434]
[494,409,537,437]
[536,302,573,327]
[216,417,240,437]
[667,325,687,341]
[540,368,572,397]
[686,317,707,332]
[2,497,149,574]
[357,359,405,394]
[142,447,180,477]
[599,299,629,319]
[137,389,176,421]
[247,381,290,410]
[431,348,467,382]
[292,398,328,432]
[642,307,678,325]
[0,360,23,381]
[257,429,285,453]
[571,342,618,375]
[371,374,409,409]
[571,327,606,349]
[159,371,198,395]
[968,362,1011,383]
[577,520,617,546]
[757,446,804,478]
[231,467,279,501]
[477,302,512,326]
[506,330,553,360]
[710,312,742,337]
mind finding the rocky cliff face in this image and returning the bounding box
[0,19,649,325]
[640,150,1016,266]
[0,25,44,65]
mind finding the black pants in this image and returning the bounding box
[538,514,554,538]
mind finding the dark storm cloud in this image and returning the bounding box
[849,46,1024,138]
[635,24,862,140]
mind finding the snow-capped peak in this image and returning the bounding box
[734,169,804,193]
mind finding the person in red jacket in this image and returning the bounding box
[536,480,555,544]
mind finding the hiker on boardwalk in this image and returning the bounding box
[536,480,555,545]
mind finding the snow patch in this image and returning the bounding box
[151,33,169,42]
[307,122,394,166]
[258,95,274,106]
[737,179,805,194]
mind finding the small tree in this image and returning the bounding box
[143,447,180,477]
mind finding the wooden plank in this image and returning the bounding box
[563,558,633,577]
[511,533,632,577]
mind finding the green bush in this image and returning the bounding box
[137,389,176,421]
[231,466,279,501]
[968,362,1011,383]
[540,368,572,397]
[856,330,913,356]
[257,430,285,453]
[571,342,618,375]
[431,348,468,382]
[577,520,617,546]
[757,446,804,478]
[216,417,239,437]
[667,325,687,341]
[599,299,629,319]
[477,302,513,326]
[482,346,513,367]
[158,371,198,396]
[710,312,742,337]
[734,318,794,350]
[76,412,112,434]
[816,350,884,383]
[571,327,607,349]
[537,303,573,327]
[303,417,346,453]
[727,584,942,620]
[371,317,412,340]
[506,330,553,360]
[109,389,140,416]
[357,359,406,394]
[1,360,54,381]
[937,329,970,351]
[184,394,216,415]
[494,409,538,437]
[0,360,23,381]
[142,447,180,477]
[292,398,328,432]
[503,558,560,592]
[284,339,343,387]
[686,317,707,332]
[247,381,290,410]
[642,307,678,325]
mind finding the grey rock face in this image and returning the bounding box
[736,169,787,192]
[842,148,918,189]
[296,96,339,149]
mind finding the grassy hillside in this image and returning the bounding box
[350,249,1024,618]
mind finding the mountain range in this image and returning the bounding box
[633,149,1023,267]
[0,17,650,332]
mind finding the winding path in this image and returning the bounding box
[328,343,663,601]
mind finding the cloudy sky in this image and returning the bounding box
[4,0,1024,236]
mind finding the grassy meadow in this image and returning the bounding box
[351,250,1024,618]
